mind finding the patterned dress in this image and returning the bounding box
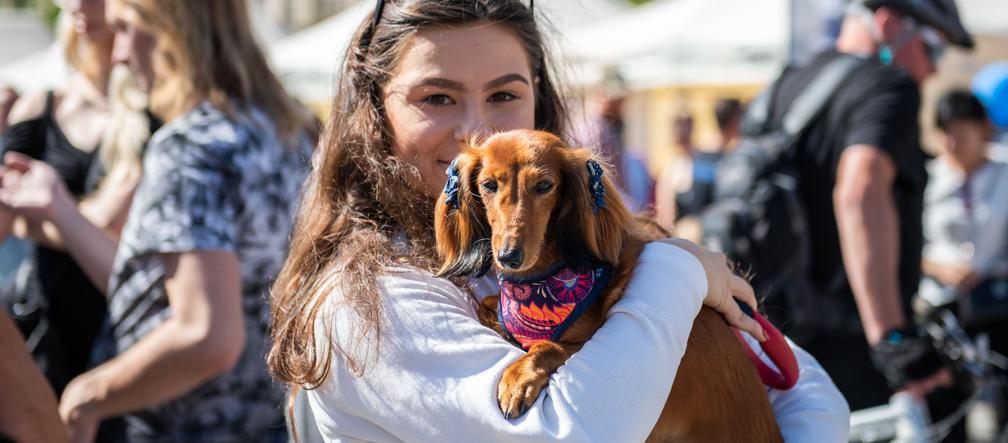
[95,102,311,442]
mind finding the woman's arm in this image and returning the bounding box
[310,242,708,442]
[0,152,118,292]
[0,309,67,443]
[0,210,12,242]
[58,250,245,441]
[13,164,140,250]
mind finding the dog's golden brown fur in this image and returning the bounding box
[434,129,782,443]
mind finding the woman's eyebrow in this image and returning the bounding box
[418,78,465,91]
[415,74,529,92]
[484,73,529,90]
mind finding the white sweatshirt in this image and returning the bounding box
[306,242,850,442]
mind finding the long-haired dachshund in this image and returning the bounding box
[434,130,783,443]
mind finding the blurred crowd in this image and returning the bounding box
[0,0,1006,442]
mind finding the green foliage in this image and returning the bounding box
[626,0,655,5]
[42,2,59,28]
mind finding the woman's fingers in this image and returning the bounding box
[729,302,766,342]
[3,151,32,173]
[659,238,767,341]
[730,274,757,313]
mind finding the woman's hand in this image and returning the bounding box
[660,238,766,341]
[0,152,75,226]
[58,372,105,443]
[939,264,981,293]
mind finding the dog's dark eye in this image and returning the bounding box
[534,180,554,194]
[482,180,498,193]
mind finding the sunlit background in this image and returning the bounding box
[2,0,1005,174]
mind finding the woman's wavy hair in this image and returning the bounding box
[115,0,313,140]
[60,11,109,88]
[268,0,570,390]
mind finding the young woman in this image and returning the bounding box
[268,1,848,442]
[0,0,314,441]
[0,0,147,397]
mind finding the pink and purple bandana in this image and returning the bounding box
[498,265,612,350]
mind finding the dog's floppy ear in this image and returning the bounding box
[553,148,633,270]
[435,151,493,278]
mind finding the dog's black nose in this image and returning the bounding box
[498,249,524,269]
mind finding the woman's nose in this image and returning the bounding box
[111,37,131,66]
[454,105,492,143]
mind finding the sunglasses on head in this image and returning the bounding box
[901,17,947,65]
[920,27,947,65]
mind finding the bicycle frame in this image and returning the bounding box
[848,310,1008,443]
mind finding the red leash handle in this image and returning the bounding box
[732,310,800,390]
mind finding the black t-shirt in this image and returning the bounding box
[1,91,105,395]
[768,50,927,322]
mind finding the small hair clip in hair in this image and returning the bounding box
[444,159,461,209]
[586,160,606,213]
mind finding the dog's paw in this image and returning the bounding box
[497,359,550,420]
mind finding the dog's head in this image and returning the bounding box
[434,129,632,278]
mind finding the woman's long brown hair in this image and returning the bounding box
[268,0,571,390]
[117,0,314,140]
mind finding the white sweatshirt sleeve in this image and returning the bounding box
[738,333,851,443]
[767,341,851,443]
[307,242,706,443]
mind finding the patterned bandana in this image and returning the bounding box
[498,264,613,350]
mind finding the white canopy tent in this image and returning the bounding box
[958,0,1008,37]
[563,0,1006,91]
[563,0,791,90]
[267,0,630,103]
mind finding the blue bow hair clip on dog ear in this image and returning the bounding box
[586,160,606,214]
[443,159,461,209]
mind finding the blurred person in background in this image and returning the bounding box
[919,90,1008,311]
[0,0,314,441]
[711,98,743,153]
[918,90,1008,441]
[577,73,653,213]
[655,108,695,230]
[656,99,742,240]
[759,0,973,416]
[0,0,128,399]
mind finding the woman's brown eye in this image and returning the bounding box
[482,180,498,193]
[534,180,554,194]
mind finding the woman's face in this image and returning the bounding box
[938,120,989,170]
[383,22,537,196]
[107,1,157,92]
[66,0,110,39]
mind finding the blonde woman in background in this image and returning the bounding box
[0,0,152,399]
[0,0,314,441]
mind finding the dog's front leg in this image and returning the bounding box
[497,341,567,419]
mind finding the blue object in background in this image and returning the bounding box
[973,62,1008,129]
